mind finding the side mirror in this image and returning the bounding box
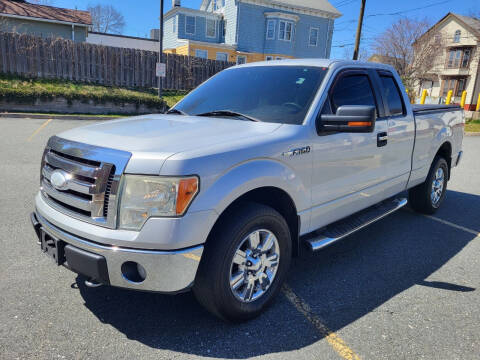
[318,105,376,133]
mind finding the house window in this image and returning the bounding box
[453,30,461,43]
[223,20,227,37]
[266,19,275,40]
[455,78,466,97]
[442,78,467,97]
[206,18,216,38]
[309,27,319,46]
[195,49,208,59]
[461,49,471,68]
[266,56,274,61]
[173,16,176,33]
[186,16,196,35]
[216,52,228,62]
[212,0,225,10]
[276,57,284,60]
[278,20,293,41]
[237,55,247,64]
[447,48,472,69]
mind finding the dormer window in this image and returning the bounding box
[453,30,461,43]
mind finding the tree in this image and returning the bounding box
[87,4,125,34]
[372,17,444,93]
[342,45,369,62]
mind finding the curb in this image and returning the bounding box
[465,132,480,137]
[0,112,127,121]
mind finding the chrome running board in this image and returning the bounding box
[305,198,408,252]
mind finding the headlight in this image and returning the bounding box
[119,175,199,230]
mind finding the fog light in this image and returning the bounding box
[121,261,147,283]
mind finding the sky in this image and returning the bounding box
[53,0,480,58]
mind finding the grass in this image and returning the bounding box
[466,119,480,133]
[0,73,187,112]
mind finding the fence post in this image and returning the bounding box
[460,90,467,109]
[420,89,428,105]
[445,90,453,105]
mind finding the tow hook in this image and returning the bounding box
[85,279,103,288]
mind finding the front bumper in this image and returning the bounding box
[31,211,204,293]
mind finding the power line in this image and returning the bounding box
[365,0,450,17]
[336,0,451,25]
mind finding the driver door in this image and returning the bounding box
[308,69,390,232]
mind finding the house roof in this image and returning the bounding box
[416,12,480,43]
[200,0,341,18]
[0,0,92,26]
[164,6,222,21]
[268,0,341,17]
[451,13,480,39]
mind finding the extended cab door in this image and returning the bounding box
[374,70,415,193]
[308,68,391,232]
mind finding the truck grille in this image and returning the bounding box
[40,136,131,229]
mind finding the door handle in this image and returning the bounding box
[377,132,388,147]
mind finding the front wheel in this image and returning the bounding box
[409,156,449,214]
[193,203,292,322]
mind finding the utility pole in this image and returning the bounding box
[353,0,366,60]
[158,0,164,98]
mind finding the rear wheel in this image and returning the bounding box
[193,203,292,322]
[409,156,448,214]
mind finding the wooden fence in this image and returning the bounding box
[0,32,234,90]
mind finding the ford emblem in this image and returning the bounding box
[50,169,70,190]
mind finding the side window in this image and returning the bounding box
[325,74,377,114]
[380,75,405,116]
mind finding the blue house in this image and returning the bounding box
[162,0,341,63]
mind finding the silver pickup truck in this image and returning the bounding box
[31,59,464,321]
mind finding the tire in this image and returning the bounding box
[409,156,449,214]
[193,202,292,322]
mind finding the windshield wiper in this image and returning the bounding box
[195,110,261,122]
[166,108,188,115]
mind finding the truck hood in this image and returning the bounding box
[57,114,282,173]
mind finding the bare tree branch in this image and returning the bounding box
[87,4,125,34]
[371,17,445,94]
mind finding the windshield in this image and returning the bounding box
[172,66,328,125]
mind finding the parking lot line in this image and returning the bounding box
[414,212,479,237]
[282,284,361,360]
[403,208,479,237]
[27,118,52,142]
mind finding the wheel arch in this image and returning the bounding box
[205,186,301,257]
[435,141,452,179]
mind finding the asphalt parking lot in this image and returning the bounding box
[0,117,479,360]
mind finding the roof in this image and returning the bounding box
[238,58,394,72]
[0,0,92,26]
[268,0,341,17]
[164,6,222,20]
[416,12,480,43]
[451,13,480,39]
[200,0,341,18]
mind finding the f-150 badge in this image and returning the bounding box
[282,146,311,157]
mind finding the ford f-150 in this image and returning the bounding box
[31,59,464,321]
